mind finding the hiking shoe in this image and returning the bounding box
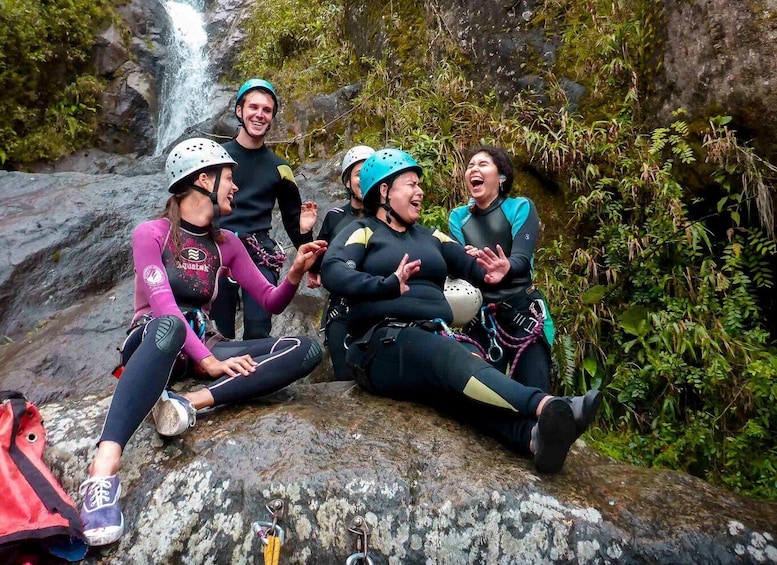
[567,389,603,438]
[79,475,124,546]
[152,390,196,437]
[531,397,576,474]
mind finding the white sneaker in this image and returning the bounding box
[152,391,196,436]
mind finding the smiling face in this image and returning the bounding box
[236,90,275,140]
[381,170,423,225]
[347,161,366,202]
[465,151,501,209]
[197,166,238,216]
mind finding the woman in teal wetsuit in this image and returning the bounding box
[449,146,555,392]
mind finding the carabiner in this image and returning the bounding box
[346,552,375,565]
[253,521,285,547]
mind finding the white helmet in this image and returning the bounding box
[341,145,376,185]
[166,138,237,193]
[444,277,483,327]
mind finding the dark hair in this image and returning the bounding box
[465,145,514,194]
[362,170,405,216]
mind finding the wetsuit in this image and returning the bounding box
[210,141,313,339]
[310,202,362,380]
[449,196,554,390]
[99,218,321,448]
[320,216,548,453]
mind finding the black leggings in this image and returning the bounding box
[347,326,546,453]
[99,316,321,449]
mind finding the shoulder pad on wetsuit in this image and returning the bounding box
[277,164,296,183]
[345,226,374,246]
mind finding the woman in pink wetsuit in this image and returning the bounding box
[77,138,326,547]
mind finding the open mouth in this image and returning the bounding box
[409,200,422,210]
[469,177,484,187]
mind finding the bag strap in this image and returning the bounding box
[6,397,85,538]
[0,390,26,402]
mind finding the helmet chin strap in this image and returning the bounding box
[189,168,224,231]
[381,194,410,228]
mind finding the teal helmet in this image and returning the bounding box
[360,149,423,201]
[235,78,278,117]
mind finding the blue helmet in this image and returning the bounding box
[360,149,423,201]
[235,78,278,117]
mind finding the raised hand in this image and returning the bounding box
[307,271,322,288]
[393,253,421,294]
[287,239,328,284]
[300,201,318,234]
[477,244,510,284]
[464,244,481,257]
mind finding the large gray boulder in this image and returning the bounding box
[39,384,777,564]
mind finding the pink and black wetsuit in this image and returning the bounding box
[99,218,321,449]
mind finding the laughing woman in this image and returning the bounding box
[78,138,326,547]
[321,148,601,477]
[449,146,557,392]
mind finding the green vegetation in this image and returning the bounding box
[239,0,777,499]
[0,0,118,167]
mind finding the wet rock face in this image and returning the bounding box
[39,385,777,564]
[653,0,777,157]
[345,0,583,108]
[0,157,344,401]
[91,0,169,155]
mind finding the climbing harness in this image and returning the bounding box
[242,233,287,271]
[345,515,374,565]
[479,307,505,363]
[253,499,286,565]
[478,299,546,379]
[432,318,488,359]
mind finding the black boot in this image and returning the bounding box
[531,397,576,474]
[567,389,603,438]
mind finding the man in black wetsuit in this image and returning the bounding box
[210,78,315,339]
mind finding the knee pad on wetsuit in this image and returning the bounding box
[151,316,187,353]
[305,339,323,368]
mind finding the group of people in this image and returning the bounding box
[77,79,602,547]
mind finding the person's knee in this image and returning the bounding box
[152,316,186,353]
[301,338,323,372]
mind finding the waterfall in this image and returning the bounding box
[154,0,214,155]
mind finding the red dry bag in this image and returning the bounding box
[0,390,87,562]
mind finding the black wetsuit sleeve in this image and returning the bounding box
[321,222,402,300]
[278,177,313,248]
[310,209,341,274]
[441,238,488,285]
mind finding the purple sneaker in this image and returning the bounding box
[79,475,124,546]
[152,390,196,437]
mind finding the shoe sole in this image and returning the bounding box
[534,398,576,474]
[84,516,125,546]
[152,396,190,437]
[576,389,603,438]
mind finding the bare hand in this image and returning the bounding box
[199,354,258,378]
[477,244,510,284]
[287,239,328,284]
[464,244,481,257]
[307,271,322,288]
[393,253,421,294]
[300,201,318,233]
